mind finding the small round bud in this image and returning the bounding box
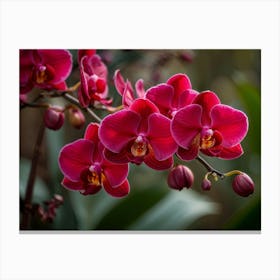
[167,165,194,191]
[67,106,85,129]
[44,106,64,130]
[201,178,211,191]
[232,173,254,197]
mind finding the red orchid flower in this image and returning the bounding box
[58,123,130,197]
[145,73,199,118]
[171,91,248,160]
[99,98,178,170]
[114,69,145,107]
[78,54,111,108]
[20,49,72,94]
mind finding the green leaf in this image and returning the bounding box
[223,195,261,230]
[234,79,261,154]
[128,190,220,230]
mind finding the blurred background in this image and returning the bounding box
[20,49,261,230]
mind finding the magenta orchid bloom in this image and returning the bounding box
[145,73,199,118]
[99,98,178,170]
[78,54,111,108]
[114,69,145,107]
[58,123,130,197]
[20,49,72,94]
[171,91,248,160]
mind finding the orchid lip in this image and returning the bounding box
[131,135,148,157]
[38,65,46,72]
[200,128,216,149]
[89,163,102,174]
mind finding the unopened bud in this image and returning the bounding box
[67,106,85,129]
[44,106,64,130]
[201,178,211,191]
[232,173,254,197]
[167,165,194,191]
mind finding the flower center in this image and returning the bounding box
[87,171,101,186]
[35,65,48,84]
[200,128,216,149]
[131,135,148,157]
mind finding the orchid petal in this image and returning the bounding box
[86,54,108,79]
[202,143,244,159]
[177,145,199,161]
[129,98,159,133]
[61,177,84,191]
[37,50,72,84]
[193,91,221,125]
[78,63,90,107]
[175,89,199,109]
[103,178,130,198]
[122,81,135,107]
[167,73,192,94]
[58,139,94,181]
[99,110,140,153]
[145,84,174,116]
[80,184,102,196]
[171,104,202,148]
[84,123,99,142]
[135,79,145,98]
[52,81,67,91]
[211,105,248,147]
[147,113,178,160]
[103,148,130,164]
[102,160,129,187]
[144,152,173,170]
[114,69,126,95]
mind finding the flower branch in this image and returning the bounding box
[21,121,45,230]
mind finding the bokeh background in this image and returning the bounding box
[20,49,261,230]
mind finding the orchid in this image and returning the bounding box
[99,98,178,170]
[20,49,258,232]
[171,90,248,160]
[58,123,130,197]
[78,54,111,108]
[145,73,198,118]
[20,49,72,94]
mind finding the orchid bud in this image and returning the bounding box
[201,178,211,191]
[67,106,85,129]
[167,165,194,191]
[232,173,254,197]
[44,106,64,130]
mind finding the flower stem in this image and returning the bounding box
[196,155,225,179]
[21,121,45,230]
[62,93,102,123]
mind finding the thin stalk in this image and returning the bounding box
[196,155,224,178]
[63,93,102,123]
[21,121,45,230]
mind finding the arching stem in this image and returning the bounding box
[196,155,225,179]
